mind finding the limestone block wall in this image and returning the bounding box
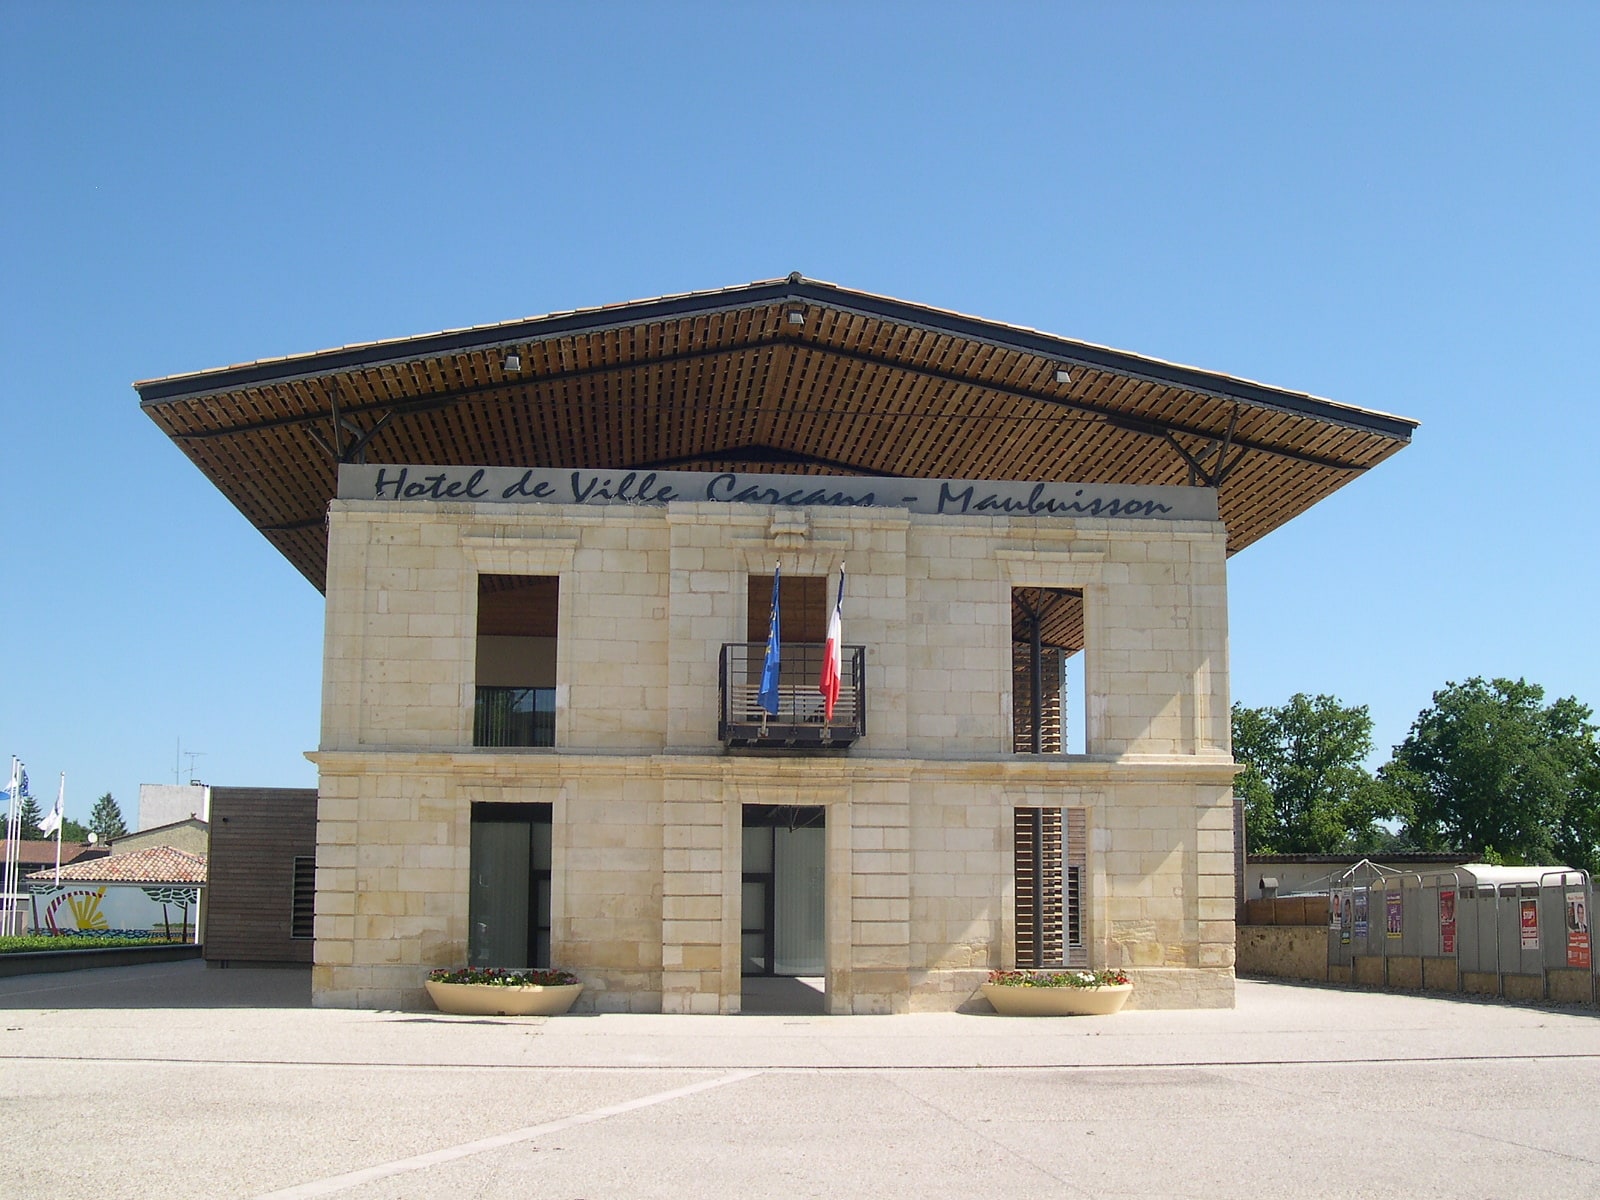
[1088,773,1237,1007]
[322,503,672,753]
[313,495,1237,1012]
[312,753,1236,1011]
[323,501,1228,761]
[311,761,466,1008]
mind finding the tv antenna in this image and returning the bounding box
[173,738,206,785]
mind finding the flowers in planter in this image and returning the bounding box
[427,966,579,987]
[986,968,1130,989]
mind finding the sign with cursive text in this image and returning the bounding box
[338,465,1216,522]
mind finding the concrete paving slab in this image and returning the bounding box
[1,962,1596,1199]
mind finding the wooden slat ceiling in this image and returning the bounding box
[136,276,1416,593]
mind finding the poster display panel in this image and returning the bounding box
[1439,889,1456,955]
[1567,890,1591,969]
[1519,897,1540,951]
[1385,891,1403,939]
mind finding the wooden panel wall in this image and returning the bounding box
[204,787,318,965]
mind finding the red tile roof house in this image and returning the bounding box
[24,846,207,940]
[0,840,108,876]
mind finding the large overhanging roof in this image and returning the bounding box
[137,275,1415,592]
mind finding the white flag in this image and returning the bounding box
[40,776,64,836]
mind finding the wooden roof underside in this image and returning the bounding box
[137,277,1415,594]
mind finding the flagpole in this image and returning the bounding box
[53,773,65,886]
[2,758,19,936]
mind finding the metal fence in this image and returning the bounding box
[1325,863,1594,1004]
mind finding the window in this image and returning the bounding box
[1014,806,1087,967]
[746,573,829,643]
[475,575,557,747]
[290,856,315,940]
[1011,587,1084,754]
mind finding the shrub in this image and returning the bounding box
[986,968,1130,988]
[427,966,579,987]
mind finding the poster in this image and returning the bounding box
[1337,889,1352,945]
[1519,897,1540,951]
[1386,891,1403,939]
[1439,888,1456,955]
[1568,890,1591,970]
[1353,889,1369,940]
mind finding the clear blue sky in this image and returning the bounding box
[3,3,1596,824]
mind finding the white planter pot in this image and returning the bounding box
[424,980,583,1016]
[980,981,1132,1016]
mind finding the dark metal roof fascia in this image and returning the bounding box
[134,277,1417,444]
[790,282,1417,443]
[133,280,802,407]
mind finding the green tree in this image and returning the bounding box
[1233,694,1398,854]
[16,796,44,840]
[88,792,129,841]
[60,817,90,842]
[1384,677,1600,874]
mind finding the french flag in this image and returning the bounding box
[819,568,845,721]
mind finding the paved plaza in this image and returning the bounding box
[2,961,1596,1198]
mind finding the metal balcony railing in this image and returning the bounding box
[474,686,556,747]
[718,642,866,748]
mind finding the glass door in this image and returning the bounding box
[469,802,552,968]
[741,805,824,977]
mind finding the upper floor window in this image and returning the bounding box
[1012,587,1084,754]
[475,575,557,748]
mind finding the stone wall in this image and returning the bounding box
[312,495,1237,1012]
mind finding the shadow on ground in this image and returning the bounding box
[0,959,311,1010]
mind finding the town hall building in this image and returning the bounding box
[138,276,1414,1013]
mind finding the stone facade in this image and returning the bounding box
[310,491,1238,1012]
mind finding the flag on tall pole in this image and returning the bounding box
[40,774,64,836]
[758,565,782,715]
[41,773,65,885]
[819,567,845,722]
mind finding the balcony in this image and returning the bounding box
[718,642,866,749]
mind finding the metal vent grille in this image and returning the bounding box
[290,855,316,940]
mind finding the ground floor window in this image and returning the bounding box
[469,802,552,968]
[1014,806,1087,968]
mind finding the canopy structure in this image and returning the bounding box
[137,275,1416,598]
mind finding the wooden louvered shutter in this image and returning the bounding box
[1016,806,1088,969]
[1065,807,1087,968]
[1014,807,1064,967]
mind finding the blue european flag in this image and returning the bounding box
[758,565,781,715]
